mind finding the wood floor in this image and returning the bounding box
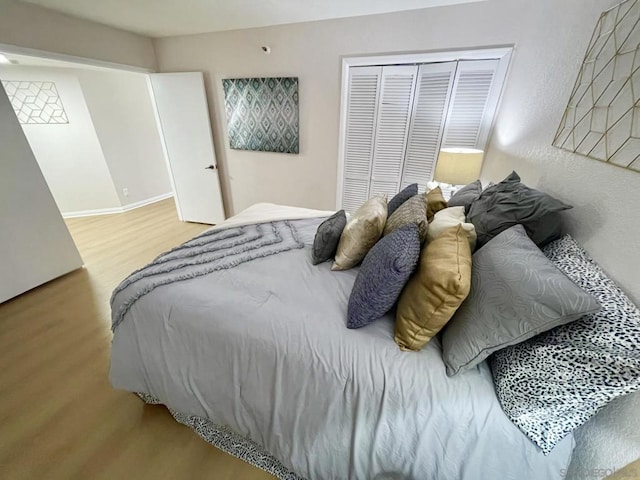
[0,199,275,480]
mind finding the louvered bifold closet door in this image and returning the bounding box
[400,62,457,191]
[441,59,502,149]
[369,65,418,198]
[341,66,382,212]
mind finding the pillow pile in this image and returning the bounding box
[326,183,458,332]
[313,173,632,458]
[332,195,387,271]
[491,234,640,454]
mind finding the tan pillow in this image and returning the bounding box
[332,195,387,271]
[427,206,477,251]
[394,224,472,351]
[383,193,428,242]
[426,186,447,222]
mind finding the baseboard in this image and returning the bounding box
[120,192,175,213]
[62,193,174,219]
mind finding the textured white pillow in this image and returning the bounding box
[427,206,476,250]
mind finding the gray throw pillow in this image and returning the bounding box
[447,180,481,214]
[347,224,420,329]
[388,183,418,217]
[491,235,640,454]
[441,224,600,376]
[468,172,572,248]
[311,210,347,265]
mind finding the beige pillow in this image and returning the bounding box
[394,224,472,351]
[427,206,477,251]
[383,193,428,242]
[332,195,387,271]
[426,186,447,222]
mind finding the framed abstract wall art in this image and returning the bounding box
[222,77,299,154]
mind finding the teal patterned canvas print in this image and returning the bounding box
[222,77,299,154]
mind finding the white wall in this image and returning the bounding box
[154,0,640,475]
[0,0,155,70]
[0,82,82,303]
[0,65,121,214]
[76,69,172,206]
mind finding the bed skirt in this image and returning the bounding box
[136,392,304,480]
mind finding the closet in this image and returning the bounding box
[338,52,510,212]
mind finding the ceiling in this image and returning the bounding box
[20,0,485,38]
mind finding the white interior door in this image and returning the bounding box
[149,72,225,225]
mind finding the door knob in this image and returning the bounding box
[205,165,217,170]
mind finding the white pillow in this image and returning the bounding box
[427,206,477,250]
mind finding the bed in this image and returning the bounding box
[109,203,575,479]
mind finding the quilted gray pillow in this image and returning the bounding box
[491,235,640,455]
[347,224,420,329]
[441,224,600,376]
[447,180,481,214]
[387,183,418,217]
[311,210,347,265]
[468,172,572,248]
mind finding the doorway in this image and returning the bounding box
[0,52,174,221]
[0,47,227,303]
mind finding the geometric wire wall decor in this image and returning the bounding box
[552,0,640,172]
[222,77,299,154]
[1,80,69,124]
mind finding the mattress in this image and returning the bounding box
[109,204,575,479]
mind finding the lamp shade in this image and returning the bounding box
[434,148,484,185]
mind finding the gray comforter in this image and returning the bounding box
[110,217,574,479]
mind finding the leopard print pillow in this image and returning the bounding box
[490,235,640,455]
